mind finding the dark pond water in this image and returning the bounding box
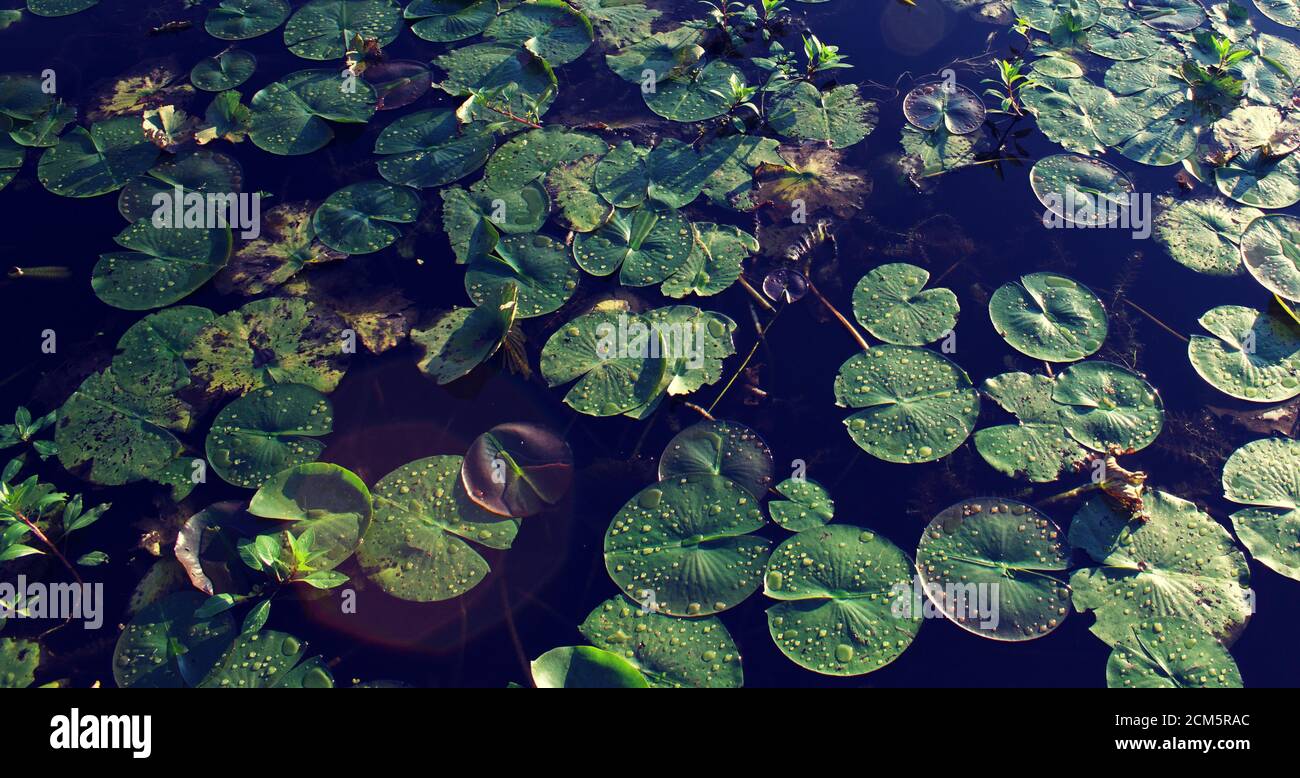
[3,0,1300,688]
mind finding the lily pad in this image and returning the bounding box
[1241,214,1300,300]
[92,220,232,310]
[206,0,292,40]
[0,639,38,688]
[374,108,495,189]
[357,455,520,602]
[481,127,606,191]
[1106,619,1243,688]
[1222,437,1300,581]
[470,177,550,234]
[248,69,377,156]
[1085,5,1164,60]
[462,422,573,517]
[205,384,335,489]
[1128,0,1206,30]
[852,263,959,346]
[27,0,97,16]
[572,206,693,286]
[37,117,158,198]
[544,153,611,232]
[248,462,372,571]
[833,346,980,464]
[917,498,1071,641]
[530,646,648,688]
[411,287,518,384]
[1013,0,1101,31]
[579,596,742,688]
[974,371,1089,482]
[658,421,773,498]
[284,0,403,60]
[768,81,879,150]
[406,0,497,42]
[312,180,420,255]
[661,222,756,299]
[1189,304,1300,402]
[540,309,667,416]
[1215,149,1300,209]
[604,475,771,617]
[605,26,702,86]
[485,0,594,66]
[764,524,919,676]
[217,202,347,295]
[1052,361,1163,452]
[1030,154,1135,227]
[112,591,236,688]
[465,233,581,318]
[117,150,245,223]
[191,50,258,92]
[433,42,558,120]
[1256,0,1300,27]
[1069,489,1252,646]
[903,83,987,135]
[646,138,710,209]
[768,478,834,531]
[595,141,649,208]
[644,60,742,123]
[111,305,215,394]
[198,630,334,687]
[1152,196,1261,276]
[989,272,1108,362]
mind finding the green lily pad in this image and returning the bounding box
[440,185,499,264]
[434,43,557,120]
[661,223,756,299]
[312,180,420,255]
[572,206,693,286]
[1241,214,1300,300]
[248,69,377,156]
[769,81,879,150]
[764,524,919,676]
[411,287,518,384]
[852,263,959,346]
[1129,0,1206,30]
[544,153,611,232]
[465,233,580,318]
[0,638,38,688]
[903,83,987,135]
[206,0,292,40]
[989,272,1108,361]
[540,309,667,416]
[646,138,712,209]
[1256,0,1300,27]
[199,630,334,688]
[248,462,372,571]
[1152,196,1261,276]
[658,420,773,499]
[605,475,771,617]
[1030,154,1135,227]
[637,306,736,402]
[284,0,402,60]
[1013,0,1101,31]
[205,384,335,489]
[768,478,834,531]
[974,371,1089,483]
[1222,437,1300,581]
[357,455,520,602]
[10,100,76,148]
[579,596,742,688]
[185,297,353,396]
[833,346,980,464]
[0,73,54,122]
[482,127,607,192]
[1215,149,1300,209]
[917,498,1071,641]
[1052,361,1163,453]
[111,305,215,394]
[570,0,658,48]
[56,369,192,485]
[530,646,648,688]
[462,421,573,517]
[26,0,96,16]
[112,591,236,688]
[1106,619,1243,688]
[406,0,497,42]
[1189,304,1300,402]
[92,220,232,311]
[644,60,742,123]
[1069,489,1252,646]
[605,26,702,86]
[191,50,258,92]
[485,0,594,65]
[37,117,158,198]
[469,177,550,234]
[595,141,648,208]
[374,108,495,189]
[117,150,245,223]
[1085,5,1164,60]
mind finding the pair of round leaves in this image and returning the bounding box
[579,596,743,688]
[903,83,987,135]
[833,345,980,464]
[916,498,1071,641]
[604,475,771,618]
[657,420,774,500]
[1189,304,1300,402]
[1222,437,1300,582]
[989,272,1108,362]
[1241,214,1300,301]
[974,371,1089,483]
[768,478,835,531]
[765,524,920,676]
[852,263,959,347]
[205,384,334,489]
[461,422,574,518]
[249,69,377,156]
[312,180,420,254]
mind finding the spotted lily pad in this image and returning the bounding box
[92,220,232,311]
[248,69,377,156]
[217,202,347,295]
[646,138,711,209]
[283,0,402,60]
[1129,0,1206,30]
[111,305,214,394]
[989,273,1108,362]
[768,81,879,150]
[199,630,334,687]
[1052,361,1163,452]
[572,206,693,286]
[357,455,520,602]
[1106,619,1243,688]
[917,498,1071,641]
[768,478,834,531]
[485,0,594,65]
[248,462,372,571]
[579,596,742,688]
[0,639,38,688]
[405,0,497,42]
[903,83,987,135]
[661,222,756,299]
[312,180,420,255]
[373,108,495,189]
[1013,0,1101,31]
[1241,214,1300,300]
[544,153,611,232]
[974,372,1088,482]
[595,141,649,208]
[117,150,245,223]
[540,309,667,416]
[1255,0,1300,27]
[462,422,573,517]
[605,26,702,86]
[1069,489,1252,646]
[658,421,773,499]
[191,50,258,92]
[205,384,335,489]
[411,287,518,384]
[530,646,648,688]
[1030,154,1135,227]
[481,127,606,191]
[464,233,581,318]
[1222,437,1300,581]
[433,43,558,120]
[852,263,959,346]
[37,117,158,198]
[833,346,980,464]
[1189,304,1300,402]
[112,591,236,688]
[1085,5,1164,60]
[1152,196,1261,276]
[206,0,292,40]
[604,475,771,617]
[644,60,742,123]
[764,524,919,676]
[26,0,97,16]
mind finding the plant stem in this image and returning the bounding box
[708,305,784,414]
[737,275,776,312]
[808,280,870,352]
[17,511,82,586]
[1122,299,1189,343]
[681,401,716,421]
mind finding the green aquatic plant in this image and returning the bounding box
[974,371,1089,482]
[580,596,743,687]
[1222,437,1300,581]
[206,385,335,489]
[0,406,57,460]
[989,272,1108,361]
[851,263,959,347]
[767,477,834,531]
[529,645,648,688]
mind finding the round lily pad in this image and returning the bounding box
[1052,361,1163,453]
[248,462,372,571]
[764,524,919,676]
[544,153,610,232]
[485,0,594,66]
[37,117,158,198]
[198,630,334,688]
[989,273,1108,362]
[917,498,1071,641]
[530,646,648,688]
[249,69,377,156]
[206,0,291,40]
[411,288,517,385]
[852,263,959,346]
[1106,619,1242,688]
[111,305,214,394]
[283,0,402,60]
[974,371,1088,483]
[604,475,772,618]
[595,141,649,208]
[661,223,756,299]
[1085,6,1164,60]
[579,596,743,688]
[1222,437,1300,581]
[462,422,573,517]
[644,60,742,123]
[26,0,96,16]
[112,591,235,688]
[1189,304,1300,402]
[92,220,232,311]
[539,309,667,416]
[465,233,581,318]
[433,42,557,121]
[1152,196,1261,276]
[1215,148,1300,209]
[658,420,774,499]
[312,180,420,254]
[406,0,497,42]
[1128,0,1206,30]
[205,384,334,489]
[833,345,980,464]
[374,108,495,189]
[470,178,550,234]
[481,127,606,191]
[357,455,520,602]
[1013,0,1101,31]
[1031,154,1135,227]
[572,206,693,287]
[768,478,834,531]
[1069,489,1252,646]
[191,49,257,91]
[117,150,245,223]
[1241,214,1300,300]
[768,81,879,150]
[1256,0,1300,28]
[903,83,987,135]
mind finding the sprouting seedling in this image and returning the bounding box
[0,406,58,460]
[803,35,851,77]
[758,0,787,26]
[0,456,107,587]
[981,59,1037,117]
[707,72,760,124]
